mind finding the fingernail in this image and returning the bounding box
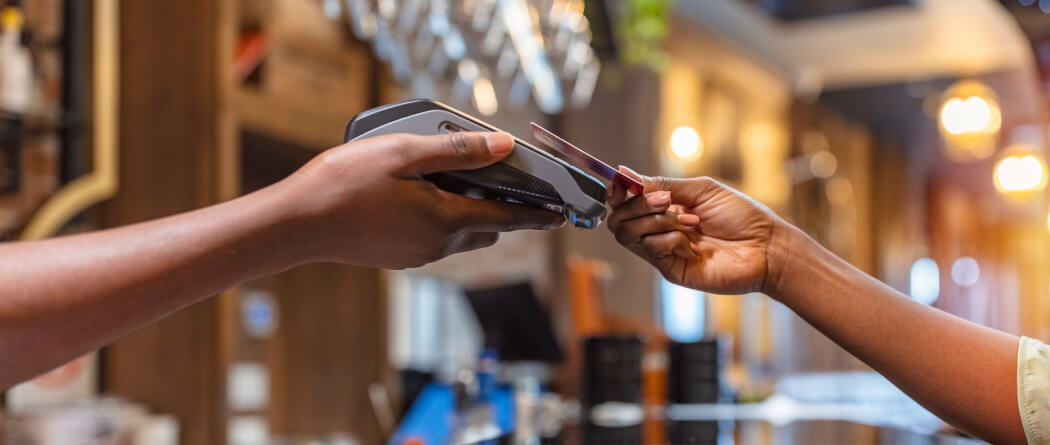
[646,191,671,206]
[548,217,566,229]
[485,132,514,156]
[690,242,703,255]
[678,213,699,225]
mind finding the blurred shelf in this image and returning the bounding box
[229,87,350,150]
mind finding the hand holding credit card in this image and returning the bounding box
[531,123,645,196]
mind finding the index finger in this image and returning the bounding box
[611,165,645,206]
[606,190,672,231]
[441,191,566,232]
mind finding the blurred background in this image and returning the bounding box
[2,0,1050,444]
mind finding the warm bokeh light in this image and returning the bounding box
[472,76,498,116]
[670,125,702,160]
[938,80,1001,162]
[994,148,1049,196]
[825,177,854,204]
[809,151,838,179]
[939,97,994,135]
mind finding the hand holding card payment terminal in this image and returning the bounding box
[344,99,608,228]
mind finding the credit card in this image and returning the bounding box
[530,122,645,195]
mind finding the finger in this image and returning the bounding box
[606,190,672,232]
[386,132,515,177]
[619,165,645,182]
[449,232,501,255]
[640,231,693,260]
[621,165,723,205]
[438,191,565,232]
[607,177,627,208]
[617,165,644,202]
[614,212,699,246]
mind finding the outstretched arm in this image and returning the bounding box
[606,171,1025,444]
[0,132,563,390]
[768,221,1022,444]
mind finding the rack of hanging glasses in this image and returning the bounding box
[344,0,601,115]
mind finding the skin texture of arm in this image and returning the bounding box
[0,131,563,390]
[606,170,1026,444]
[768,222,1023,444]
[0,182,302,389]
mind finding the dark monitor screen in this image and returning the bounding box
[464,282,564,363]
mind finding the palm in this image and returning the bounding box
[653,184,774,294]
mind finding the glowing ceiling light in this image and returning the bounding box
[940,97,994,135]
[938,80,1001,162]
[994,147,1048,196]
[669,125,702,160]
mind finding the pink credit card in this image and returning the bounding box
[530,122,645,195]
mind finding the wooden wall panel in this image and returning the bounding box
[259,263,384,443]
[101,1,224,444]
[240,133,386,443]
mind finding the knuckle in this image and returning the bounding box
[649,214,671,230]
[446,132,481,162]
[640,236,659,251]
[379,133,414,154]
[652,176,675,192]
[432,199,463,230]
[488,208,517,232]
[421,199,446,224]
[386,133,414,147]
[377,134,416,167]
[696,176,722,193]
[448,206,472,230]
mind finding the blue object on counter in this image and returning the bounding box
[477,349,500,400]
[388,383,515,445]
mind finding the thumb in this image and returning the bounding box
[394,132,514,177]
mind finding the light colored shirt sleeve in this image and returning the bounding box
[1019,336,1050,444]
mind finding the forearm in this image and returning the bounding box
[767,222,1024,444]
[0,180,306,389]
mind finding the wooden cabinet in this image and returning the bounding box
[102,1,386,444]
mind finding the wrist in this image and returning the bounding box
[244,178,319,272]
[761,218,809,298]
